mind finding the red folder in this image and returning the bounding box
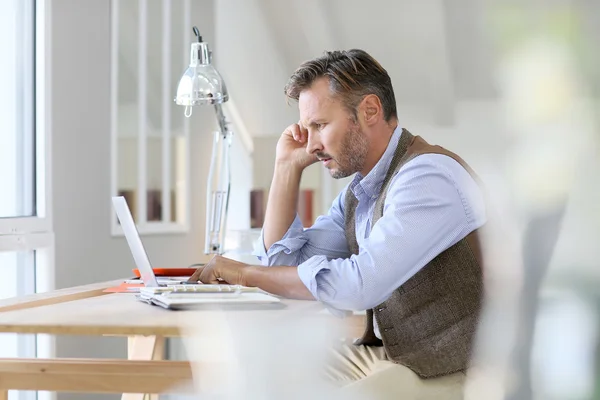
[132,268,198,277]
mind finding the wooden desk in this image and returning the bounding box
[0,280,365,398]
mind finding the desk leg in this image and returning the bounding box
[121,335,165,400]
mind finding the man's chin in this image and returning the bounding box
[329,169,350,179]
[323,160,352,179]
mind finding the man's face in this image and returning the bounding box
[299,78,369,179]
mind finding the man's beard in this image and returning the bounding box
[326,123,369,179]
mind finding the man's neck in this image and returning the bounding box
[360,120,398,176]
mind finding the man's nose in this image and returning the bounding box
[306,130,322,155]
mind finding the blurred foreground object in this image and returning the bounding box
[467,3,599,399]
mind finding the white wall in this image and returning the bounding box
[213,0,299,136]
[50,2,229,400]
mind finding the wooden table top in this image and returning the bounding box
[0,281,364,337]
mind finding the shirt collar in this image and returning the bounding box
[350,125,403,200]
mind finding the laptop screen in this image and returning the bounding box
[111,196,159,287]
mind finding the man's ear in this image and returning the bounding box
[359,94,383,126]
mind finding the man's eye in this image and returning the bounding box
[317,123,325,130]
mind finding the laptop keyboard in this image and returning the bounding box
[138,284,260,299]
[169,284,241,293]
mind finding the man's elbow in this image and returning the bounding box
[325,293,379,313]
[257,252,298,267]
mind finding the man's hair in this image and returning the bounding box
[284,49,397,122]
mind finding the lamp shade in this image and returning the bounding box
[175,42,229,106]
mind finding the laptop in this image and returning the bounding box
[111,196,279,308]
[111,196,198,287]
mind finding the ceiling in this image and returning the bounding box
[122,0,600,141]
[116,0,600,140]
[213,0,499,136]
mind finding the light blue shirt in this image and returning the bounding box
[254,126,486,318]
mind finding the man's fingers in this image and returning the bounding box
[290,124,301,142]
[186,266,204,283]
[297,123,308,143]
[283,123,310,145]
[198,267,221,284]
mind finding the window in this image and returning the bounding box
[0,0,35,220]
[0,252,37,377]
[110,0,191,235]
[0,0,54,399]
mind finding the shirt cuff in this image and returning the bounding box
[297,255,331,297]
[251,214,308,266]
[252,230,269,261]
[297,256,351,318]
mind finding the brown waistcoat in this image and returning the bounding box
[344,129,484,378]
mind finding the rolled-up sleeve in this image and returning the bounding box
[296,255,331,295]
[253,214,308,266]
[252,187,352,267]
[297,255,352,317]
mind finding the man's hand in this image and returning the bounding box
[187,256,314,300]
[187,255,249,285]
[275,123,318,171]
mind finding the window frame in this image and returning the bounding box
[0,2,56,400]
[0,0,52,244]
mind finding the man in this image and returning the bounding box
[189,49,486,398]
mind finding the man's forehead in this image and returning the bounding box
[298,81,337,123]
[299,85,333,108]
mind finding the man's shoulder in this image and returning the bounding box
[387,153,479,194]
[392,153,459,178]
[385,153,485,218]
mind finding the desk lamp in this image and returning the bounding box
[174,26,232,254]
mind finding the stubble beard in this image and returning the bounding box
[329,123,369,179]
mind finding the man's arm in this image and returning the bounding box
[244,265,314,300]
[188,255,313,300]
[256,123,350,266]
[263,123,317,250]
[262,162,303,250]
[256,187,352,266]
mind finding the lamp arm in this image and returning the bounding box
[204,104,233,254]
[214,103,228,133]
